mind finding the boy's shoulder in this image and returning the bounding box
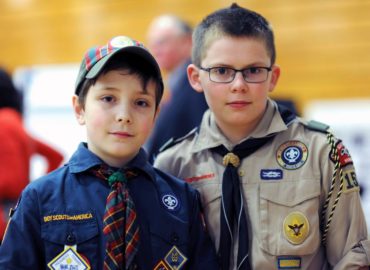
[300,118,331,134]
[158,127,198,154]
[24,165,69,194]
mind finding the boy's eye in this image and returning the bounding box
[213,67,230,75]
[136,99,149,107]
[247,67,262,74]
[101,96,115,103]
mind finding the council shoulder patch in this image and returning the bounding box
[329,140,353,167]
[276,141,308,170]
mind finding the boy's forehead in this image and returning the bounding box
[201,36,270,66]
[93,69,157,94]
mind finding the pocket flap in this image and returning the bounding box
[260,179,320,207]
[41,217,98,245]
[149,218,188,246]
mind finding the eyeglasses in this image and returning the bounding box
[199,66,272,83]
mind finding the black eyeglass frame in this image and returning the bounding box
[198,66,273,83]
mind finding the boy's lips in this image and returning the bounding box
[109,131,133,137]
[227,100,251,108]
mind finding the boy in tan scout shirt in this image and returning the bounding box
[154,3,370,269]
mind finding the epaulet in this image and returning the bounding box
[303,120,330,133]
[159,127,198,153]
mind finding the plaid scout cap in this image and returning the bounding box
[75,35,163,95]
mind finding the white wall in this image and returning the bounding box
[14,64,86,180]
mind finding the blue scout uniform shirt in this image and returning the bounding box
[0,143,218,269]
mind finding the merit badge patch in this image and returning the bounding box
[47,246,90,270]
[277,141,308,170]
[162,194,180,211]
[283,211,309,245]
[277,256,302,269]
[164,246,187,270]
[154,260,171,270]
[329,140,353,167]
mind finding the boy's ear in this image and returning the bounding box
[268,65,281,93]
[187,64,203,93]
[72,95,85,125]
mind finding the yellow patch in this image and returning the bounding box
[47,246,90,270]
[43,213,93,223]
[283,211,309,245]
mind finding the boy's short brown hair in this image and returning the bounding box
[192,3,276,67]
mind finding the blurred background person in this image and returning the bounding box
[144,14,208,163]
[0,68,64,241]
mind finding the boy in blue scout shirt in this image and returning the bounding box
[154,4,370,270]
[0,36,219,270]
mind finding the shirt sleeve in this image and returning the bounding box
[322,138,370,268]
[0,187,43,269]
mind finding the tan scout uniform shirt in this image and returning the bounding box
[154,99,370,269]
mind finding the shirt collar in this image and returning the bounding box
[69,143,156,181]
[192,98,290,153]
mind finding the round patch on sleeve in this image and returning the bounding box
[276,141,308,170]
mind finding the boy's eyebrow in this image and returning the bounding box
[205,62,270,68]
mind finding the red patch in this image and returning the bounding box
[330,141,353,167]
[185,173,215,183]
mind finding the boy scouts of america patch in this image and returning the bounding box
[329,140,353,167]
[276,141,308,170]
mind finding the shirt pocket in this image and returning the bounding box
[41,214,99,268]
[259,179,321,256]
[149,218,189,264]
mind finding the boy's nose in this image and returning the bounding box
[116,108,132,124]
[231,72,248,92]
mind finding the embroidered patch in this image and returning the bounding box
[43,213,93,223]
[47,246,90,270]
[164,246,187,270]
[276,141,308,170]
[329,140,353,167]
[283,211,309,245]
[162,194,179,211]
[343,169,360,193]
[277,257,302,269]
[153,260,170,270]
[260,169,283,180]
[185,173,215,183]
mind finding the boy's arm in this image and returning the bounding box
[322,140,370,268]
[0,188,43,268]
[187,188,220,269]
